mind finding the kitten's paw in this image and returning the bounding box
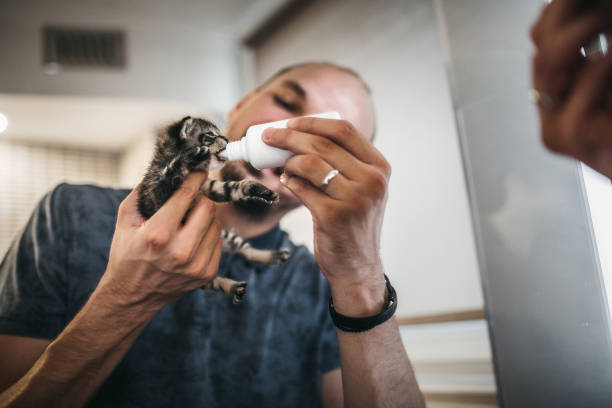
[270,249,290,264]
[230,281,247,304]
[241,181,278,204]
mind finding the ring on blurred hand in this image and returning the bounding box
[321,169,340,190]
[528,88,557,110]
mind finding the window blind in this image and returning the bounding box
[0,141,119,257]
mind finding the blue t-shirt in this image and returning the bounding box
[0,183,340,407]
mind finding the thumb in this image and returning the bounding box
[117,182,145,227]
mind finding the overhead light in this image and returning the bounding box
[0,113,7,134]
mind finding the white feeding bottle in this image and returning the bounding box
[220,111,342,170]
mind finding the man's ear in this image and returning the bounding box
[226,90,257,122]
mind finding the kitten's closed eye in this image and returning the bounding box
[199,133,217,145]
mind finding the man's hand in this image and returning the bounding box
[531,0,612,178]
[263,117,390,316]
[100,172,223,310]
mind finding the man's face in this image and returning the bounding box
[222,65,374,216]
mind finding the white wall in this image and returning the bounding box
[118,130,155,188]
[251,0,482,318]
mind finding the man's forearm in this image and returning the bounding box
[337,319,424,408]
[0,282,160,408]
[331,279,425,408]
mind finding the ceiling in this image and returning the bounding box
[0,0,259,31]
[0,1,291,151]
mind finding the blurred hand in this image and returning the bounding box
[531,0,612,178]
[263,117,390,315]
[100,172,223,309]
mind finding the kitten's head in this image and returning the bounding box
[175,116,228,154]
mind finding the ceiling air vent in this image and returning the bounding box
[43,26,126,71]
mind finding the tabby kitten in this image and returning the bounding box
[138,116,290,303]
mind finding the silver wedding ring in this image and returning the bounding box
[528,88,557,110]
[321,169,340,190]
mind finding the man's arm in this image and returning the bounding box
[328,296,422,408]
[320,279,422,408]
[322,369,343,408]
[0,285,159,407]
[264,118,425,407]
[0,172,223,407]
[0,336,49,393]
[321,316,422,408]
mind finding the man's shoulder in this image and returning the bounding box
[49,183,130,209]
[44,183,131,236]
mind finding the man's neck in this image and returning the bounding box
[215,202,286,240]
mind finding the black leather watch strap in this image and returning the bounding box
[329,274,397,333]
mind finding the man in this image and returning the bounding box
[531,0,612,178]
[0,62,424,407]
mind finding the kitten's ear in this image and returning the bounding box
[179,116,195,140]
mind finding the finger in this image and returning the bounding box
[179,219,222,278]
[562,51,612,144]
[533,52,576,104]
[280,173,338,220]
[536,11,612,78]
[149,172,207,230]
[547,0,584,29]
[589,114,612,151]
[530,2,554,45]
[567,113,612,179]
[584,114,612,158]
[283,154,353,200]
[286,117,385,166]
[547,54,612,155]
[203,238,223,283]
[554,0,585,23]
[532,0,585,45]
[176,195,216,253]
[263,127,369,180]
[117,182,145,227]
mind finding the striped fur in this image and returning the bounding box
[221,230,289,265]
[201,179,277,203]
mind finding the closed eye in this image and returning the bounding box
[199,133,215,145]
[273,95,300,113]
